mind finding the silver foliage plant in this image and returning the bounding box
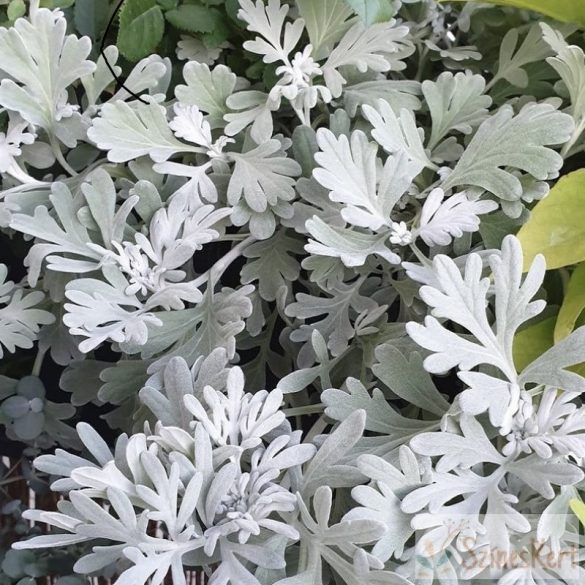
[2,0,585,584]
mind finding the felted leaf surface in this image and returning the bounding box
[0,5,94,138]
[421,71,491,150]
[441,103,573,203]
[88,101,200,163]
[175,62,237,129]
[296,0,353,58]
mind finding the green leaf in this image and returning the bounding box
[443,0,585,29]
[156,0,178,8]
[555,262,585,342]
[292,125,319,177]
[517,169,585,270]
[165,5,219,33]
[478,211,524,249]
[39,0,75,7]
[513,315,556,372]
[74,0,110,41]
[201,17,230,48]
[343,0,394,25]
[117,0,164,62]
[7,0,25,22]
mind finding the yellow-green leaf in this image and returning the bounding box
[517,169,585,271]
[442,0,585,28]
[513,316,556,371]
[513,313,585,376]
[570,498,585,525]
[555,263,585,342]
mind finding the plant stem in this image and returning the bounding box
[414,46,429,82]
[305,414,329,444]
[6,163,45,186]
[32,346,47,377]
[0,475,25,486]
[220,233,251,242]
[192,235,256,289]
[283,404,325,417]
[50,135,78,177]
[409,241,431,265]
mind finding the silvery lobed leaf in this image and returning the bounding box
[519,326,585,393]
[458,371,517,429]
[88,101,202,163]
[176,36,223,65]
[286,277,379,359]
[362,100,436,170]
[506,456,584,499]
[183,366,285,452]
[343,79,421,118]
[409,415,505,473]
[296,0,353,59]
[301,409,366,497]
[0,113,36,177]
[139,284,254,365]
[542,23,585,152]
[322,378,439,450]
[175,62,238,129]
[238,0,304,65]
[10,182,107,286]
[291,485,408,585]
[227,139,301,213]
[416,187,497,247]
[63,275,162,353]
[0,3,95,146]
[491,25,553,89]
[345,448,426,560]
[322,21,414,97]
[441,103,574,204]
[109,54,171,104]
[10,174,139,285]
[406,235,545,382]
[80,45,120,107]
[372,344,450,417]
[421,71,492,150]
[241,231,303,300]
[313,128,421,230]
[140,350,230,429]
[0,264,55,358]
[305,217,400,267]
[225,90,277,144]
